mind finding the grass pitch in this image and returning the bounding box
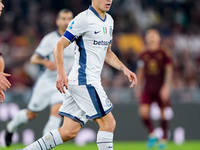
[2,141,200,150]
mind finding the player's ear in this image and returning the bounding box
[56,19,59,27]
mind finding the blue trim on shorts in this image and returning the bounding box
[86,105,113,119]
[86,85,113,119]
[76,36,87,85]
[58,111,84,127]
[86,85,105,116]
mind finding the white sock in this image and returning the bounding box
[43,116,62,135]
[7,109,28,133]
[97,131,113,150]
[24,129,63,150]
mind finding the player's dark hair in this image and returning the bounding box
[57,9,73,19]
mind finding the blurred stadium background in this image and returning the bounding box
[0,0,200,149]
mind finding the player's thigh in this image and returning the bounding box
[140,92,151,118]
[49,90,66,117]
[69,84,113,120]
[28,86,51,112]
[58,91,88,127]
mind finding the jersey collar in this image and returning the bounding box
[89,6,107,22]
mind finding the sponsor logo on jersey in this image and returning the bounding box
[68,20,75,30]
[93,40,110,45]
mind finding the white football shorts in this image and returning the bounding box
[28,79,65,112]
[58,83,113,126]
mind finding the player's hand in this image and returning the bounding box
[0,90,5,103]
[0,1,4,16]
[0,72,11,91]
[160,85,170,103]
[123,67,137,88]
[56,72,68,93]
[44,60,57,71]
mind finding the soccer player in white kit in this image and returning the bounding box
[5,9,75,147]
[17,0,137,150]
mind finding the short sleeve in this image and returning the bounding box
[63,14,88,43]
[35,36,52,58]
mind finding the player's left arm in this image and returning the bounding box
[0,0,4,16]
[105,44,137,88]
[0,56,11,103]
[160,48,173,102]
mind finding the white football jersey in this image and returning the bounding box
[63,6,114,85]
[35,31,75,83]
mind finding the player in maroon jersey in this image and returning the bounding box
[135,29,173,149]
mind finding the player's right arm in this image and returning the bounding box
[30,54,56,71]
[54,37,71,93]
[54,13,88,93]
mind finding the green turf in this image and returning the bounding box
[2,141,200,150]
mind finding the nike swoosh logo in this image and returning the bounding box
[108,146,113,148]
[94,31,101,34]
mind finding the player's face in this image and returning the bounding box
[57,12,73,32]
[93,0,113,12]
[145,30,161,45]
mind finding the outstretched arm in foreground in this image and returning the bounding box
[0,56,11,103]
[105,44,137,88]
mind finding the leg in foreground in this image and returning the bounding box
[19,117,81,150]
[94,112,116,150]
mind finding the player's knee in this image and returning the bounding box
[62,130,78,141]
[27,110,38,120]
[103,119,116,132]
[139,108,149,119]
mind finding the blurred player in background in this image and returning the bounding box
[135,29,173,149]
[0,0,11,102]
[5,9,75,146]
[18,0,137,150]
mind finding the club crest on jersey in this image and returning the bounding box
[68,20,75,30]
[109,26,113,37]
